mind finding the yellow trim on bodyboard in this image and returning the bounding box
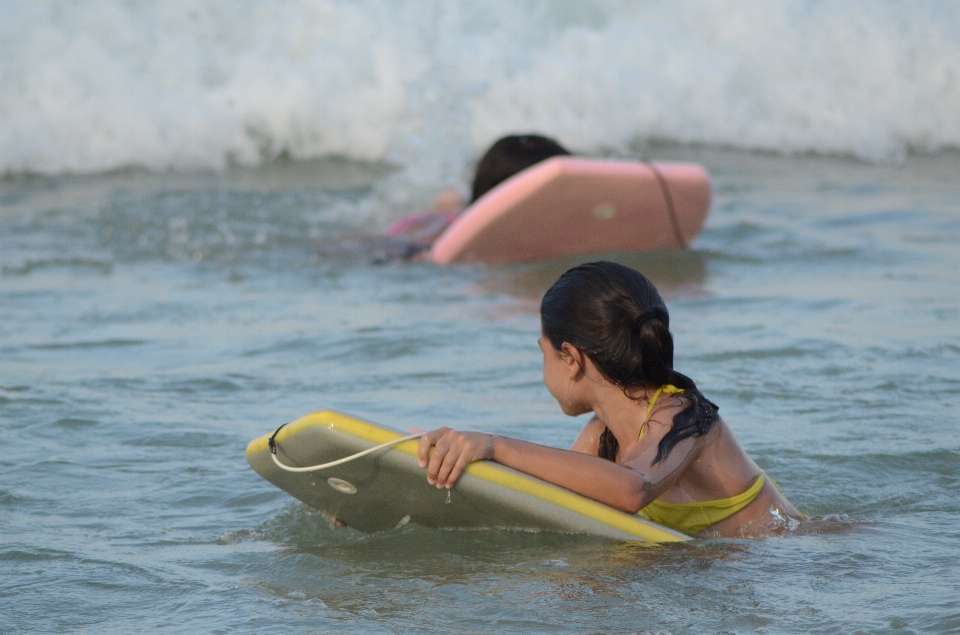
[247,410,689,543]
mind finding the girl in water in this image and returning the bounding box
[378,135,570,261]
[417,261,804,538]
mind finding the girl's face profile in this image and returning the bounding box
[537,333,563,401]
[539,333,574,413]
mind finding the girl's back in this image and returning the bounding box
[639,406,803,537]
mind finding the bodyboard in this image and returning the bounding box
[246,410,689,543]
[430,157,711,265]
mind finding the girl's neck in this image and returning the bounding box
[591,383,660,448]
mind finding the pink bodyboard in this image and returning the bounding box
[430,157,711,265]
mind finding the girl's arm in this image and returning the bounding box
[416,427,706,513]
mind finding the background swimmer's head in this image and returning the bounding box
[540,261,719,463]
[540,261,674,390]
[470,134,570,203]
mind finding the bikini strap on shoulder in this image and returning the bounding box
[644,384,684,420]
[639,384,685,440]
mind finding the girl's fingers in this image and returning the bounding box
[428,432,458,485]
[434,432,491,488]
[417,427,448,467]
[419,429,493,488]
[445,451,475,489]
[433,446,456,487]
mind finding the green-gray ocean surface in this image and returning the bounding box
[2,149,958,633]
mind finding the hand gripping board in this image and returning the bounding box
[246,410,690,543]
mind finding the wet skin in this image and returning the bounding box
[417,334,803,538]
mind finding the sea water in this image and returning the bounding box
[2,2,960,633]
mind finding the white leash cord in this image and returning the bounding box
[269,431,424,473]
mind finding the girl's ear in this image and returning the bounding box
[559,342,586,378]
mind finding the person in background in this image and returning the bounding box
[381,134,570,260]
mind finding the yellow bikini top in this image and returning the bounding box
[633,384,803,534]
[638,384,685,441]
[638,474,767,535]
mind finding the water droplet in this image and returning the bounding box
[445,490,451,504]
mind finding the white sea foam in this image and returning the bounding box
[2,0,958,177]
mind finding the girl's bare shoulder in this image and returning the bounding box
[569,416,605,454]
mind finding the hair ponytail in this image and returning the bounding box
[652,370,718,464]
[541,261,719,464]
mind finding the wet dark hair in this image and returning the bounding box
[540,261,719,464]
[470,134,571,203]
